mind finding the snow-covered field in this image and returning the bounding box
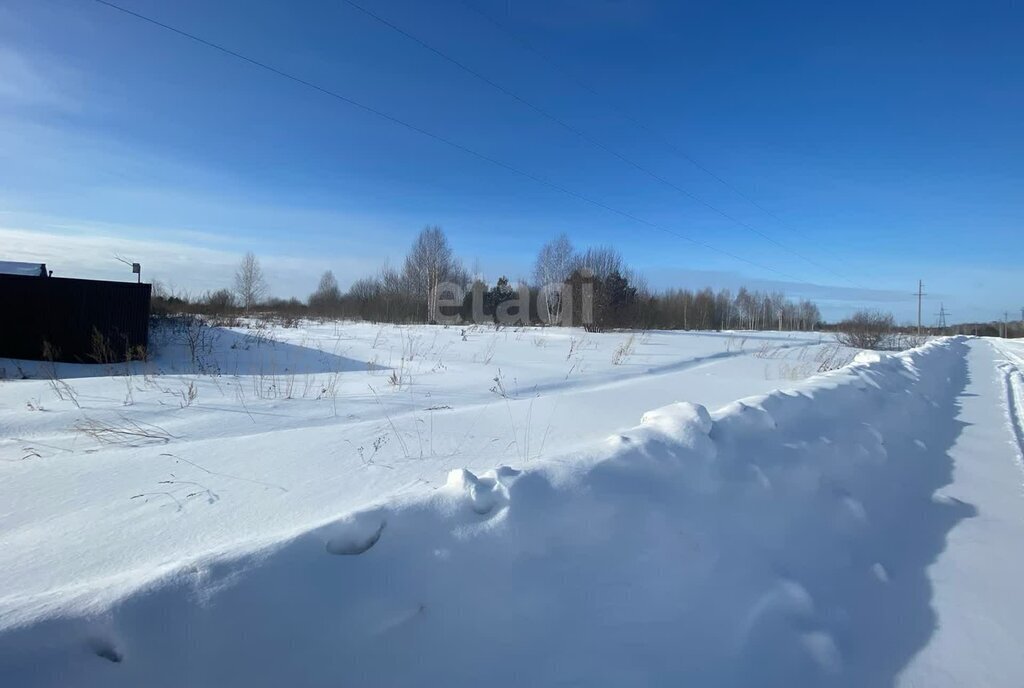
[1,322,1022,686]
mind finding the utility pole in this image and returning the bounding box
[914,280,926,335]
[935,304,948,330]
[114,254,141,284]
[1005,312,1010,339]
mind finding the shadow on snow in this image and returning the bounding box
[2,326,385,380]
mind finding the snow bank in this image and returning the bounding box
[0,338,974,687]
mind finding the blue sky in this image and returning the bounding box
[1,0,1021,322]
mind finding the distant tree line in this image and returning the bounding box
[821,308,1024,350]
[943,320,1024,338]
[152,226,824,332]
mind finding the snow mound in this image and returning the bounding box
[0,337,977,686]
[443,466,518,515]
[640,400,713,437]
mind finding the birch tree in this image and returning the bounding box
[532,234,574,324]
[234,251,267,312]
[401,226,463,322]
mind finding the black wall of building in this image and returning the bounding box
[0,275,151,362]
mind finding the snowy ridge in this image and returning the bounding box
[0,337,974,687]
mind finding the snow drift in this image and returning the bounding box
[0,337,974,687]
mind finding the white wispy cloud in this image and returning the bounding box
[0,45,83,111]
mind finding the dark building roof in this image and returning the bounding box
[0,261,47,277]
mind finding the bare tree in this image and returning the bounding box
[203,288,236,314]
[234,251,268,312]
[348,276,380,302]
[533,234,575,324]
[401,226,464,322]
[571,245,623,281]
[799,300,821,331]
[309,270,342,314]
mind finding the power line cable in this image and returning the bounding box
[456,0,866,288]
[339,0,859,288]
[90,0,814,284]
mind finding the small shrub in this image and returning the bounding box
[611,334,636,365]
[835,310,896,350]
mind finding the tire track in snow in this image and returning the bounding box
[1000,369,1024,480]
[992,341,1024,487]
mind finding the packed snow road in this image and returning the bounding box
[898,338,1024,686]
[1,328,1023,686]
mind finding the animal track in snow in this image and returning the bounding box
[840,495,868,524]
[325,515,386,555]
[737,579,815,647]
[88,638,122,663]
[800,631,842,674]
